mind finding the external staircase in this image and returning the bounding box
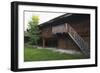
[52,23,90,57]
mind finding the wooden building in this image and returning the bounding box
[39,13,90,57]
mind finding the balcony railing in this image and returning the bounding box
[52,24,68,34]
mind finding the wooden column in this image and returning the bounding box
[65,23,68,33]
[43,38,45,48]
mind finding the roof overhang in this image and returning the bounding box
[39,13,90,29]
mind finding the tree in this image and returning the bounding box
[27,15,40,46]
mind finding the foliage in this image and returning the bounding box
[27,15,40,45]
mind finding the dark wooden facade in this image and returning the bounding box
[39,13,90,54]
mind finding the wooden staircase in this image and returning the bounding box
[52,23,90,57]
[67,24,90,57]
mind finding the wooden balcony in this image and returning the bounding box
[52,24,68,34]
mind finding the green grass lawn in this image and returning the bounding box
[24,47,88,62]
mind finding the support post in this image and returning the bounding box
[43,38,45,48]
